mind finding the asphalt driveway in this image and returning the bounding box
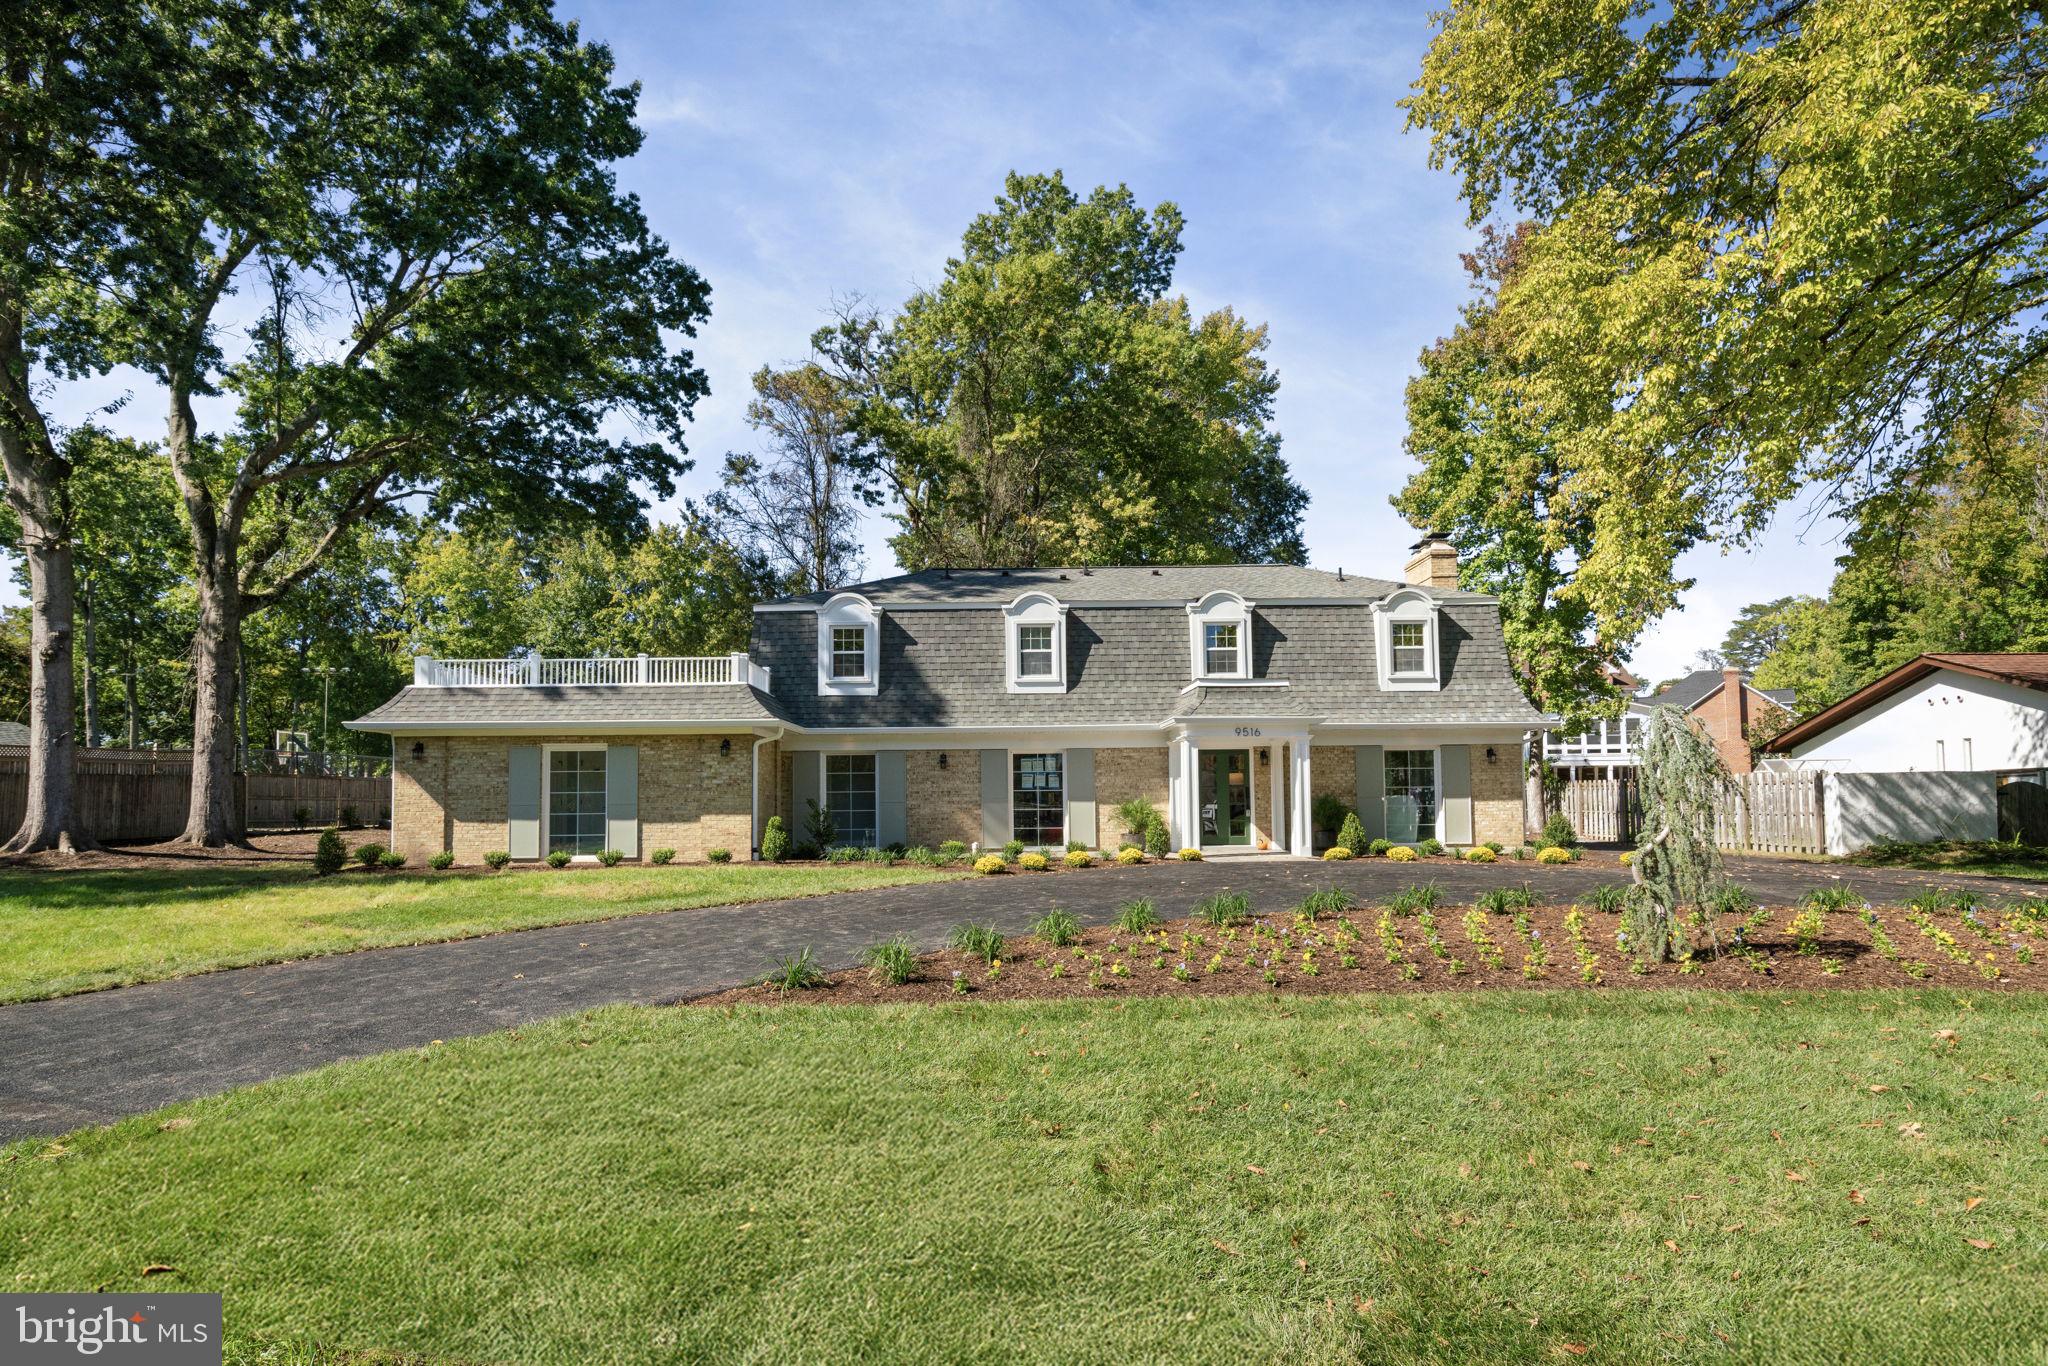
[1,854,2038,1142]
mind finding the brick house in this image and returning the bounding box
[349,537,1548,864]
[1545,668,1795,777]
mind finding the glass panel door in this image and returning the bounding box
[1201,750,1251,846]
[548,749,608,856]
[1384,749,1438,841]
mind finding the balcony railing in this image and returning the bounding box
[412,653,771,689]
[1543,717,1642,768]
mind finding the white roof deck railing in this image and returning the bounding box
[413,653,772,689]
[1543,715,1642,768]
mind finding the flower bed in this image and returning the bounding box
[702,891,2048,1008]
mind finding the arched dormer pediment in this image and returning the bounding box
[817,593,880,696]
[1003,591,1069,692]
[1371,587,1440,690]
[1186,590,1254,681]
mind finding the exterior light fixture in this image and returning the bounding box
[410,741,426,762]
[1485,747,1498,762]
[720,737,732,757]
[938,752,949,769]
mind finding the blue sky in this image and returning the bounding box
[29,0,1848,680]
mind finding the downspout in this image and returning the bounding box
[752,727,785,859]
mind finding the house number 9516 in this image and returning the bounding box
[1233,726,1263,737]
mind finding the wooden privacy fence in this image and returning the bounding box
[1551,769,1827,855]
[0,752,387,841]
[1714,770,1827,855]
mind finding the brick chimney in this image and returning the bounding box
[1697,667,1755,774]
[1404,532,1459,590]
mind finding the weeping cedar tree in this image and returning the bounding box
[127,1,706,846]
[1628,707,1731,963]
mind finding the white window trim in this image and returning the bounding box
[540,742,607,861]
[1372,588,1441,691]
[1382,744,1444,842]
[1007,748,1070,849]
[822,751,880,848]
[1186,590,1254,682]
[1003,591,1069,693]
[816,592,879,696]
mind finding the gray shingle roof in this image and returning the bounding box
[1639,669,1794,713]
[761,564,1495,608]
[348,684,792,732]
[0,720,28,745]
[751,601,1546,729]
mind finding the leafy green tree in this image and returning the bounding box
[87,0,714,845]
[816,171,1306,569]
[1405,2,2048,646]
[1396,225,1638,728]
[1719,597,1812,676]
[1754,388,2048,710]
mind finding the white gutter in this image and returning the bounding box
[751,727,785,859]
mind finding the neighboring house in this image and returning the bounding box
[0,720,29,747]
[1545,668,1794,777]
[349,536,1549,864]
[1764,653,2048,847]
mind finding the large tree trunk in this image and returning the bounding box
[123,658,139,750]
[179,575,246,846]
[1,536,96,853]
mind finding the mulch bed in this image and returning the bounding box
[0,830,341,871]
[696,898,2048,1008]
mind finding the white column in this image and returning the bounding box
[1268,744,1283,851]
[1289,739,1312,854]
[1169,733,1198,850]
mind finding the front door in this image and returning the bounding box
[1201,749,1252,847]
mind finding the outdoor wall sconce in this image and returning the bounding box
[410,741,426,762]
[720,738,732,757]
[1485,747,1498,762]
[938,752,949,769]
[1259,749,1269,766]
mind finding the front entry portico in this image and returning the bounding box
[1168,724,1314,854]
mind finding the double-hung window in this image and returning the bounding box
[1012,753,1064,847]
[829,626,868,679]
[825,754,878,848]
[1390,621,1427,676]
[1203,622,1240,676]
[1017,624,1055,678]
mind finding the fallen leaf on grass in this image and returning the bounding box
[1246,1164,1268,1176]
[1868,1085,1890,1094]
[1965,1238,1996,1250]
[140,1265,175,1277]
[1784,1170,1807,1182]
[1898,1122,1926,1140]
[1212,1239,1241,1257]
[1664,1240,1681,1253]
[1723,1223,1746,1233]
[1852,1217,1871,1226]
[1571,1160,1592,1172]
[1965,1197,1983,1211]
[1557,1345,1589,1357]
[1848,1190,1866,1204]
[158,1118,194,1132]
[1354,1297,1375,1317]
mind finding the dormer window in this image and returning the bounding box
[1004,591,1068,692]
[1373,588,1440,691]
[1187,590,1253,681]
[830,627,868,679]
[816,593,879,696]
[1204,622,1239,675]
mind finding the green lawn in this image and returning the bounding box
[1840,839,2048,882]
[0,863,961,1004]
[3,991,2041,1364]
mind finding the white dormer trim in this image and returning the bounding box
[1003,591,1069,693]
[816,592,879,697]
[1372,587,1440,691]
[1186,590,1254,682]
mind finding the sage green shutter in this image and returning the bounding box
[606,744,639,858]
[507,744,541,859]
[1355,745,1385,843]
[1065,748,1095,849]
[791,752,822,839]
[1440,744,1472,846]
[876,750,908,848]
[980,749,1009,849]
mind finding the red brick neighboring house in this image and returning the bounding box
[1660,668,1794,775]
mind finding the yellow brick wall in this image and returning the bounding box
[905,749,982,849]
[387,732,762,865]
[1470,746,1526,849]
[1094,746,1168,847]
[1310,746,1356,810]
